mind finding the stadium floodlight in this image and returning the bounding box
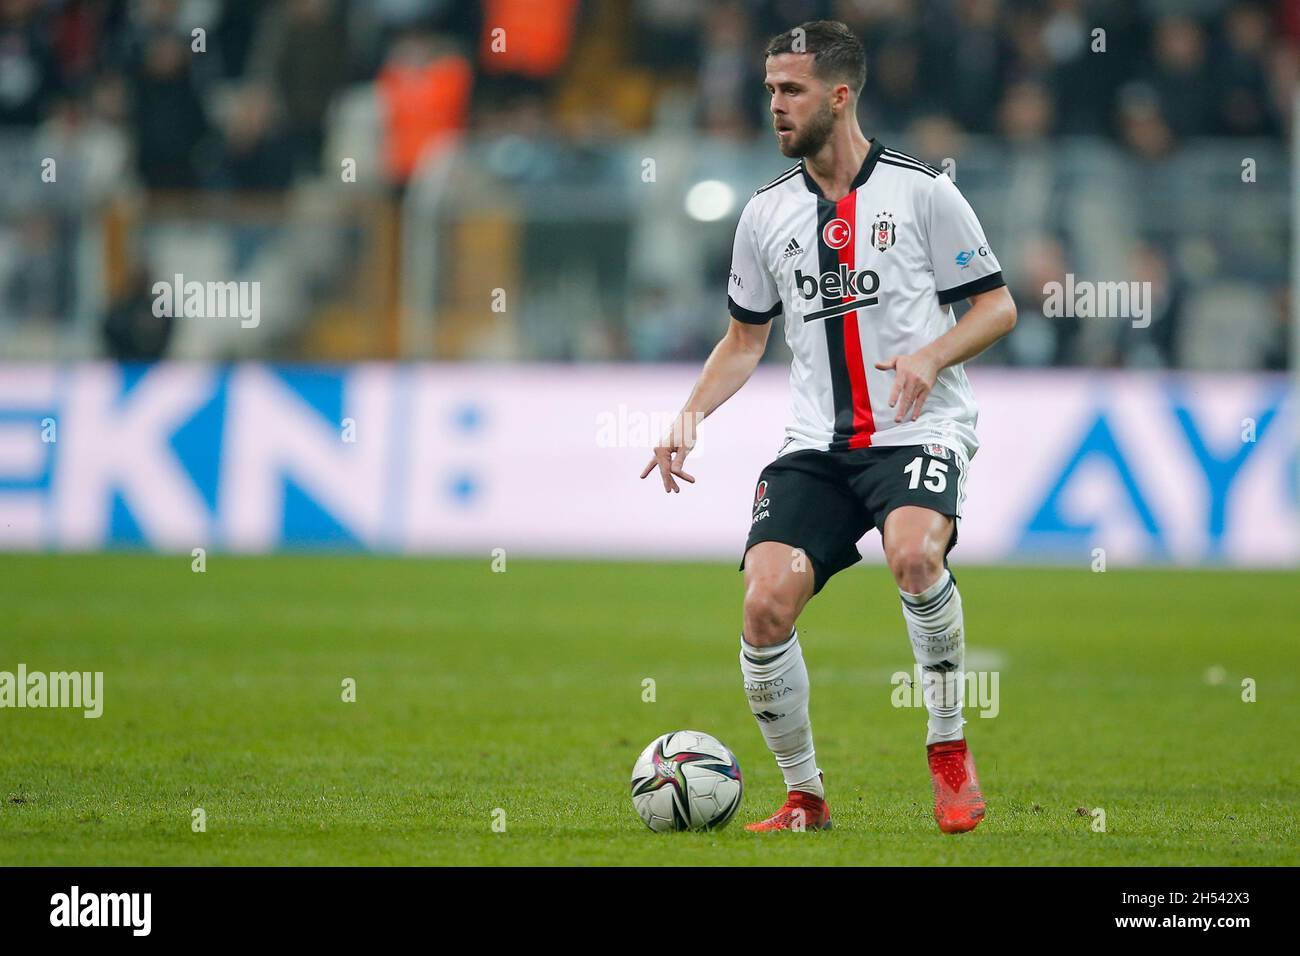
[684,179,736,222]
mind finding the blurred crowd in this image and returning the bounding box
[0,0,1293,369]
[640,0,1297,153]
[0,0,554,190]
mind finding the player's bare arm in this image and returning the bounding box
[639,316,771,493]
[875,285,1017,423]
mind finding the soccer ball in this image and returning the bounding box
[630,730,743,832]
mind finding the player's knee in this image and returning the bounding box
[887,538,944,593]
[742,584,797,646]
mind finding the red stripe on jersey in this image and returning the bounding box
[836,193,874,448]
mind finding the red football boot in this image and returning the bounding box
[926,739,986,834]
[745,777,832,832]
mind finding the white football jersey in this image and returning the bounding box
[727,139,1004,461]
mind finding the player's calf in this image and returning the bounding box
[883,508,966,746]
[738,541,823,801]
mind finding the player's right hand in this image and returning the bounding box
[640,419,697,493]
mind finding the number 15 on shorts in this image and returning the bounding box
[904,455,948,493]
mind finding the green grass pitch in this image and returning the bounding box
[0,554,1295,866]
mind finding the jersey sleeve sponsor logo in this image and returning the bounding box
[822,218,851,250]
[955,246,989,269]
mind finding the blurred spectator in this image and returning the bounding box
[128,30,210,189]
[377,30,472,185]
[1261,288,1288,371]
[213,84,293,192]
[863,28,925,133]
[631,0,703,73]
[50,0,118,87]
[1005,235,1074,367]
[0,212,71,324]
[1118,82,1174,159]
[213,0,264,79]
[254,0,349,177]
[998,80,1054,143]
[1267,40,1300,138]
[1213,1,1278,137]
[0,0,61,127]
[1114,240,1186,368]
[33,87,130,207]
[938,0,1008,135]
[101,264,173,360]
[695,1,762,138]
[476,0,579,107]
[1147,16,1214,139]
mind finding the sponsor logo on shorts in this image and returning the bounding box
[752,480,770,524]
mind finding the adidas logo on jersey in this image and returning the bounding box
[782,238,804,259]
[794,266,882,322]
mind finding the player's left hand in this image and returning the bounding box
[875,351,940,423]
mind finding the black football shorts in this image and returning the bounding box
[740,443,967,595]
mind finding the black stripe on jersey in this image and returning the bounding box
[881,148,943,176]
[937,270,1006,306]
[878,157,939,179]
[815,197,856,447]
[753,165,801,196]
[728,294,781,324]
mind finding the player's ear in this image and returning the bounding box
[836,83,856,117]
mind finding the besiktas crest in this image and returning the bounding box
[872,212,897,252]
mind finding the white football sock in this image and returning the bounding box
[899,568,967,746]
[740,628,822,796]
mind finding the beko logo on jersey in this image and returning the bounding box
[793,266,881,322]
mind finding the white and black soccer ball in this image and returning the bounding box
[630,730,743,832]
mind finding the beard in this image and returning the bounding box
[779,99,835,158]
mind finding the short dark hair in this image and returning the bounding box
[765,21,866,99]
